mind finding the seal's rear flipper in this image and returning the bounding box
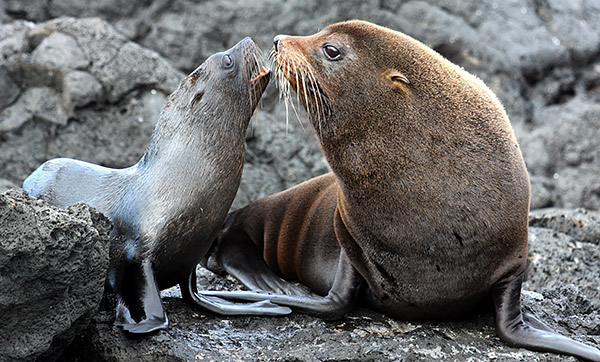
[180,271,292,316]
[493,267,600,361]
[199,250,364,320]
[114,259,168,334]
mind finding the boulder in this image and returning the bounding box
[0,189,111,361]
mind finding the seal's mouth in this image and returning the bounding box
[250,65,271,97]
[251,66,271,83]
[249,58,271,95]
[246,49,271,99]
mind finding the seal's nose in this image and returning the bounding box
[238,36,254,48]
[273,34,287,51]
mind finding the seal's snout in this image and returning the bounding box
[233,36,255,51]
[240,36,254,47]
[273,34,288,51]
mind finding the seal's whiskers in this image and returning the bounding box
[271,48,333,134]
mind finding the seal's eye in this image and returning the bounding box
[222,54,234,69]
[323,45,341,61]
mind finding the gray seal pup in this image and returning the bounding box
[23,37,289,334]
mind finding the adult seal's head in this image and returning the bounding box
[272,21,524,197]
[22,37,288,334]
[199,21,600,360]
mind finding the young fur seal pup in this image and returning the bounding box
[22,37,289,334]
[199,21,600,360]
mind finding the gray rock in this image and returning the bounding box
[529,175,555,210]
[0,65,19,108]
[64,70,104,108]
[0,6,8,23]
[25,86,69,124]
[526,226,600,305]
[1,0,49,23]
[27,17,182,102]
[0,17,183,186]
[521,97,600,210]
[44,88,167,171]
[48,0,140,19]
[231,106,327,210]
[232,162,283,211]
[0,120,54,190]
[0,189,111,362]
[0,94,29,132]
[29,31,89,71]
[537,0,600,61]
[525,210,600,307]
[0,86,68,131]
[95,41,178,102]
[0,179,17,193]
[0,20,33,61]
[2,1,600,210]
[529,208,600,244]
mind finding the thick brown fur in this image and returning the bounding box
[266,20,530,318]
[207,21,600,360]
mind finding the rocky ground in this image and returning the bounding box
[0,0,599,361]
[2,188,599,361]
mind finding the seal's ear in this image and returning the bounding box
[384,70,410,91]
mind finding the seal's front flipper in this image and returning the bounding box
[114,259,168,334]
[180,271,291,316]
[201,250,364,320]
[493,266,600,361]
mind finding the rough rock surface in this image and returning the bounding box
[0,17,182,192]
[527,208,600,304]
[63,290,597,362]
[0,189,111,362]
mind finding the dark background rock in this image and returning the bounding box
[0,1,599,361]
[0,189,111,362]
[1,0,599,211]
[0,17,181,191]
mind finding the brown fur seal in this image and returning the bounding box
[199,21,600,360]
[22,37,290,334]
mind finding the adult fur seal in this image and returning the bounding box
[199,21,600,360]
[22,37,290,334]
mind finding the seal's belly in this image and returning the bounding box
[354,227,523,319]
